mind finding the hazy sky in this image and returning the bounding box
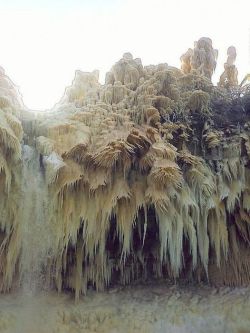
[0,0,249,110]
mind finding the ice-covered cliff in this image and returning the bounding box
[1,37,250,301]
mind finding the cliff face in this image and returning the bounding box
[0,38,250,299]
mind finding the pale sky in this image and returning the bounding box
[0,0,249,110]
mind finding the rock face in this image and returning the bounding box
[0,38,250,299]
[0,286,250,333]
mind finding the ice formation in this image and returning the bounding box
[218,46,239,87]
[0,38,250,303]
[180,37,218,79]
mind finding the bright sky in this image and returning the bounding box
[0,0,249,110]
